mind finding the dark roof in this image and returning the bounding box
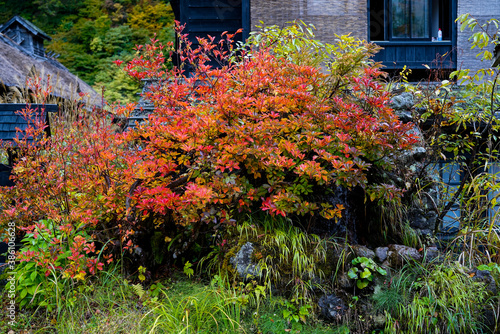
[0,16,51,41]
[0,103,57,143]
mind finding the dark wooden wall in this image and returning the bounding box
[373,42,456,70]
[179,0,249,44]
[171,0,250,71]
[0,103,58,143]
[0,103,58,187]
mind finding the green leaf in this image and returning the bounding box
[377,267,387,276]
[478,264,492,271]
[20,289,28,299]
[27,285,36,295]
[299,306,310,316]
[360,268,372,279]
[347,268,358,279]
[357,279,369,289]
[24,262,35,270]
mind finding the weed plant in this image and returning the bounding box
[142,274,244,334]
[236,215,329,303]
[382,262,488,334]
[372,265,421,316]
[0,263,149,333]
[243,296,343,334]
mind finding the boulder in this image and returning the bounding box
[230,242,261,280]
[375,247,389,263]
[337,271,355,289]
[423,246,440,262]
[390,92,414,111]
[351,245,375,260]
[383,244,422,267]
[318,294,347,322]
[470,269,497,295]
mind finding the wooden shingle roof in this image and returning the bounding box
[0,103,57,143]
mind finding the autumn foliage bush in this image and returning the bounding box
[0,23,418,284]
[116,24,417,234]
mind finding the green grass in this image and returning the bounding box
[1,264,151,333]
[1,256,496,334]
[0,266,343,334]
[380,262,490,334]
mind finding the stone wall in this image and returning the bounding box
[250,0,368,43]
[457,0,500,73]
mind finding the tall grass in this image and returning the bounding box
[381,262,488,334]
[142,275,244,334]
[236,215,329,302]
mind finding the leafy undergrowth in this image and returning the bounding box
[2,256,500,334]
[0,265,342,334]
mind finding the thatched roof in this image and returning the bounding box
[0,32,101,106]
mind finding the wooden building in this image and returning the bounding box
[0,16,94,186]
[171,0,250,47]
[0,16,101,106]
[172,0,500,76]
[0,15,52,59]
[0,103,58,186]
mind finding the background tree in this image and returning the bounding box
[0,0,175,103]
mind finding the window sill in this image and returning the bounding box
[372,40,453,46]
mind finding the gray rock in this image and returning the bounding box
[385,244,423,267]
[425,212,438,230]
[418,229,433,236]
[318,294,347,321]
[351,245,375,260]
[471,269,497,295]
[408,208,435,231]
[397,126,426,164]
[371,313,386,328]
[423,246,440,262]
[411,146,427,160]
[390,92,414,111]
[375,247,389,263]
[337,271,355,289]
[394,110,413,123]
[230,242,261,280]
[409,214,428,230]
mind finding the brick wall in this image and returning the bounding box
[250,0,368,43]
[457,0,500,73]
[250,0,500,74]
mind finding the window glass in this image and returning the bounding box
[411,0,429,38]
[442,206,460,233]
[391,0,429,39]
[488,163,500,224]
[391,0,410,38]
[431,162,461,236]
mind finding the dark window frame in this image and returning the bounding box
[389,0,431,41]
[369,0,453,42]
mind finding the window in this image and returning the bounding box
[433,161,500,240]
[433,162,461,237]
[370,0,452,41]
[487,163,500,224]
[391,0,429,38]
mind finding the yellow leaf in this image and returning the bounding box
[74,271,86,280]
